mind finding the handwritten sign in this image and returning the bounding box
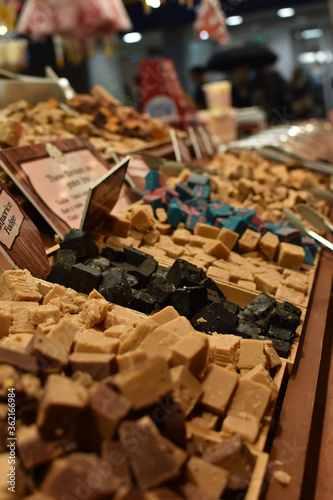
[0,181,51,279]
[0,137,112,239]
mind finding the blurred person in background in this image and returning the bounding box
[290,65,315,118]
[190,66,207,109]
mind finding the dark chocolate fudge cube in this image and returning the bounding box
[99,268,132,307]
[124,246,151,267]
[245,293,277,320]
[200,277,226,302]
[127,257,158,285]
[101,246,124,262]
[56,249,77,267]
[85,256,111,273]
[278,301,302,318]
[262,308,300,335]
[191,301,238,335]
[46,262,70,285]
[269,339,291,358]
[166,259,206,288]
[238,307,257,323]
[64,263,101,295]
[146,275,175,307]
[171,286,208,318]
[131,290,157,314]
[60,229,98,260]
[266,325,295,343]
[233,319,261,339]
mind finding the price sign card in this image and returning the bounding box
[0,180,51,279]
[0,137,112,239]
[80,156,130,232]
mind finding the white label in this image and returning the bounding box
[0,190,24,250]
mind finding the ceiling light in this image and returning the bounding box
[199,30,209,40]
[0,25,8,36]
[301,29,323,39]
[226,16,243,26]
[146,0,161,8]
[123,32,142,44]
[277,8,295,18]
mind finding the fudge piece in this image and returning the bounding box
[200,365,238,415]
[170,334,208,376]
[170,365,203,416]
[69,352,117,380]
[171,286,208,318]
[27,333,68,374]
[208,334,240,368]
[172,228,191,245]
[0,303,11,337]
[99,268,132,307]
[17,424,75,469]
[139,327,179,363]
[263,308,301,334]
[191,301,238,335]
[130,206,154,232]
[237,339,268,370]
[228,378,272,421]
[30,305,60,326]
[150,306,180,325]
[47,317,81,352]
[112,357,172,410]
[60,229,98,260]
[277,242,305,268]
[185,456,230,498]
[88,383,132,440]
[188,410,219,431]
[264,344,282,369]
[217,227,239,250]
[116,350,148,372]
[222,413,260,443]
[258,232,280,261]
[74,334,119,354]
[0,345,39,373]
[202,434,255,490]
[275,284,306,305]
[166,259,206,288]
[238,229,261,253]
[101,440,132,488]
[278,301,302,317]
[243,364,278,399]
[41,452,122,499]
[254,272,283,295]
[119,416,181,490]
[245,293,277,320]
[0,269,42,302]
[194,223,219,239]
[36,374,88,439]
[118,319,157,354]
[79,298,108,328]
[204,240,230,260]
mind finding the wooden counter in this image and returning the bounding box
[263,248,333,499]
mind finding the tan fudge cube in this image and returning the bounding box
[254,272,283,294]
[208,335,240,368]
[0,304,11,337]
[170,365,203,416]
[194,223,220,239]
[47,318,81,352]
[242,364,278,401]
[188,410,219,431]
[172,228,191,245]
[200,365,238,415]
[207,266,230,283]
[150,306,180,325]
[139,327,179,363]
[130,207,154,232]
[74,334,120,354]
[170,334,208,376]
[222,413,260,443]
[204,240,230,260]
[112,357,173,410]
[237,280,257,291]
[238,339,267,370]
[217,227,239,250]
[264,345,282,369]
[185,456,230,498]
[116,350,148,372]
[238,229,261,253]
[277,242,305,268]
[258,232,280,261]
[155,207,167,223]
[275,284,306,305]
[284,274,308,294]
[228,378,272,421]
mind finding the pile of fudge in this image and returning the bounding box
[47,229,301,359]
[0,268,283,499]
[0,87,170,156]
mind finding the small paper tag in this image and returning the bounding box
[0,189,24,250]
